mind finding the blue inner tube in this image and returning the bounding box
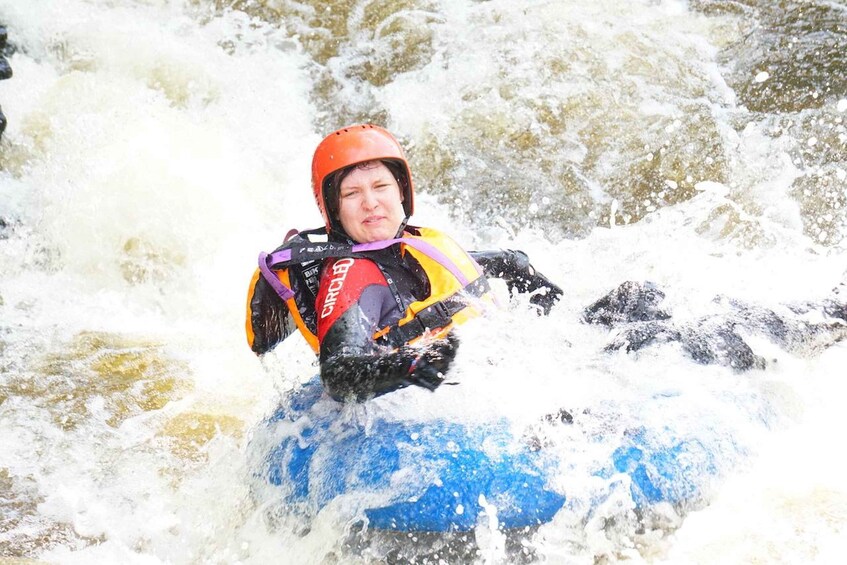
[255,378,734,533]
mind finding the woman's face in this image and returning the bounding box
[337,161,405,243]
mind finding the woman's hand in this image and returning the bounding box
[470,249,563,315]
[406,333,460,391]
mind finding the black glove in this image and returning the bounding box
[406,333,460,391]
[523,270,563,315]
[320,333,460,401]
[470,249,563,315]
[504,251,563,315]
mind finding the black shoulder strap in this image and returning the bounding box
[257,227,385,303]
[258,227,489,335]
[378,275,491,349]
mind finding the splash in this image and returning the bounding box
[1,0,846,563]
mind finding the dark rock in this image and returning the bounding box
[679,320,766,371]
[0,56,11,80]
[583,281,671,327]
[724,298,847,354]
[542,408,574,425]
[587,279,847,371]
[604,321,681,354]
[602,314,767,371]
[712,0,847,113]
[820,299,847,323]
[0,25,11,77]
[1,24,10,139]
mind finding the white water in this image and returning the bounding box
[1,0,846,563]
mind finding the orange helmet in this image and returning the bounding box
[311,124,414,232]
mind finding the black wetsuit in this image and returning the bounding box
[315,246,562,402]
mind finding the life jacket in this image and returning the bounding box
[245,226,493,355]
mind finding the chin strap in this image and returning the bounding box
[393,216,410,239]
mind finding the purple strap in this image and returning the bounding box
[258,235,480,302]
[267,248,292,265]
[351,238,474,286]
[258,252,294,301]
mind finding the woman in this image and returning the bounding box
[246,124,562,401]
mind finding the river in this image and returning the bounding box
[1,0,846,563]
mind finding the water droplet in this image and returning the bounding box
[754,71,770,83]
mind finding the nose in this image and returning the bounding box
[361,187,379,210]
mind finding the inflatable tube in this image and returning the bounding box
[253,379,731,533]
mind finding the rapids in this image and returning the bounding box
[1,0,846,563]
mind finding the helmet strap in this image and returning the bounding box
[394,216,410,238]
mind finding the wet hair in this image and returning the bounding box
[324,159,408,228]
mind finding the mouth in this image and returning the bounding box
[363,216,386,225]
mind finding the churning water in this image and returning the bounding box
[1,0,846,563]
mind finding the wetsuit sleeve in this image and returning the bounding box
[246,268,296,355]
[469,249,563,314]
[320,330,458,402]
[317,259,457,402]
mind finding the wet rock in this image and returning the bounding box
[709,0,847,113]
[0,216,19,240]
[601,310,767,371]
[1,24,11,139]
[603,320,682,354]
[583,281,671,327]
[680,320,767,371]
[723,297,847,353]
[542,407,574,425]
[1,25,11,80]
[588,280,847,371]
